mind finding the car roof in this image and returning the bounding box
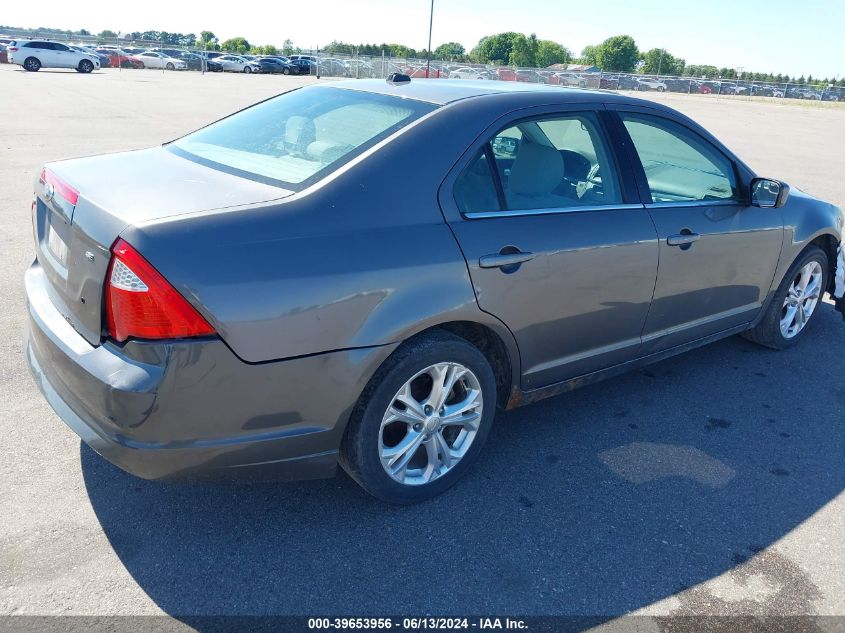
[327,78,660,107]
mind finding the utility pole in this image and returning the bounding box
[426,0,434,78]
[657,48,664,76]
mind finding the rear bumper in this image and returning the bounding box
[25,261,396,481]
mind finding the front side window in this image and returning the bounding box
[53,43,69,52]
[170,86,436,190]
[621,113,739,203]
[454,112,622,214]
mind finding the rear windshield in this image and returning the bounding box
[168,86,436,190]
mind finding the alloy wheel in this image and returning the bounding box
[379,362,483,486]
[780,260,823,339]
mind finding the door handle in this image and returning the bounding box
[667,232,701,247]
[479,249,535,269]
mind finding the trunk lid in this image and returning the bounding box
[33,147,292,345]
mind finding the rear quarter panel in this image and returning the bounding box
[119,96,523,380]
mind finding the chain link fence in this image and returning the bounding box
[2,29,842,102]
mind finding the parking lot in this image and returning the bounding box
[1,64,843,628]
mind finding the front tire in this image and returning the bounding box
[340,331,497,504]
[244,66,252,73]
[283,67,290,75]
[166,62,174,71]
[78,59,94,73]
[743,246,828,349]
[23,57,41,72]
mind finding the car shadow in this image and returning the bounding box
[81,303,845,618]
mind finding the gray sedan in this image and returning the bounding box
[25,79,843,503]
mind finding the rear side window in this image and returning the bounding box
[454,111,622,214]
[26,42,53,49]
[170,86,436,190]
[621,113,739,203]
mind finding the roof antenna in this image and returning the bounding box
[387,73,411,85]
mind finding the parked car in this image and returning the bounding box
[7,39,100,72]
[96,48,144,69]
[69,45,110,68]
[495,67,517,81]
[319,58,352,77]
[750,85,784,98]
[636,77,667,91]
[153,49,203,71]
[214,54,258,73]
[251,57,297,74]
[290,58,316,74]
[25,80,843,504]
[0,43,8,64]
[515,69,545,83]
[205,59,223,72]
[449,67,487,80]
[788,87,821,100]
[550,72,586,87]
[130,51,187,70]
[343,59,377,78]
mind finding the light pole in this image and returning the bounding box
[426,0,434,78]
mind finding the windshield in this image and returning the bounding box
[169,86,436,190]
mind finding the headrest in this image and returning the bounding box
[508,143,564,196]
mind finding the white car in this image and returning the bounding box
[215,55,258,73]
[637,77,667,91]
[131,51,187,70]
[7,39,100,73]
[449,67,487,80]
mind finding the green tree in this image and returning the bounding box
[509,33,538,67]
[578,44,598,65]
[640,48,683,75]
[282,39,296,55]
[252,44,278,55]
[535,39,571,67]
[221,37,251,53]
[433,42,465,59]
[98,29,117,39]
[594,35,639,72]
[470,32,520,64]
[198,31,219,50]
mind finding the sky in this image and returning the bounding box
[3,0,843,79]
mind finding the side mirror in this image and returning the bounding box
[751,178,789,208]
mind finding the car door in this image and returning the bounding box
[26,42,57,66]
[51,42,74,68]
[439,105,659,391]
[609,107,783,353]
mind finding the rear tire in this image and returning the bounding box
[742,246,828,350]
[340,331,497,504]
[23,57,41,72]
[78,59,94,73]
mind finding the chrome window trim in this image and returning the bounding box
[646,199,741,209]
[464,203,645,220]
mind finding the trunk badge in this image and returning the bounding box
[85,251,95,262]
[44,182,55,202]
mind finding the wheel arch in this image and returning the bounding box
[360,318,521,413]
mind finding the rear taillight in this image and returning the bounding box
[106,238,215,342]
[40,168,79,206]
[9,47,18,52]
